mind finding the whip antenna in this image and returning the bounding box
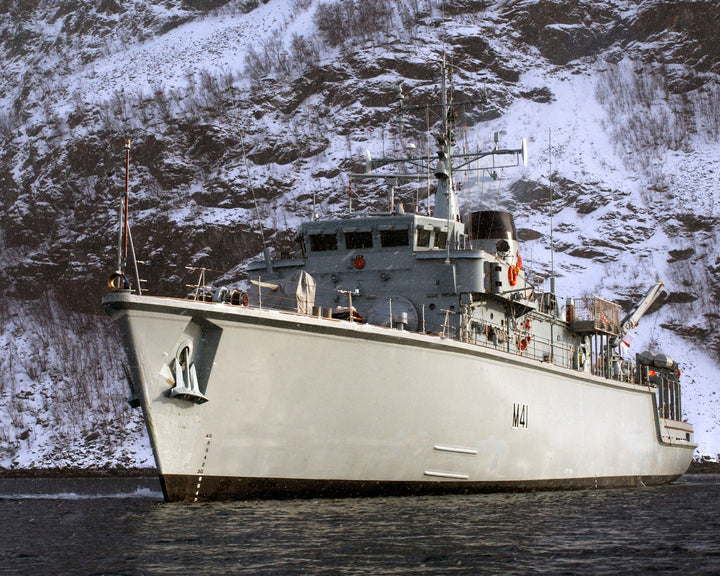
[549,128,555,298]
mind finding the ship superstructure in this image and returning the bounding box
[103,59,695,502]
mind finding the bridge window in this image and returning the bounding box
[380,228,409,247]
[345,231,373,249]
[416,227,431,248]
[434,229,447,249]
[309,233,338,252]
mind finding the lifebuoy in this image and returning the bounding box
[107,271,129,291]
[354,255,365,269]
[524,318,531,330]
[508,264,518,286]
[242,293,249,307]
[517,336,531,351]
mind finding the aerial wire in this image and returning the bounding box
[240,129,273,273]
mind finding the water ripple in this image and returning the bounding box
[0,476,718,575]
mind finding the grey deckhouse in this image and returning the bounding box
[250,57,533,338]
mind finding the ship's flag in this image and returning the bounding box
[621,332,635,357]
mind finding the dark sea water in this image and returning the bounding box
[0,475,718,575]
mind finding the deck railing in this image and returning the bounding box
[189,282,638,384]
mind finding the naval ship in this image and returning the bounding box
[103,59,695,502]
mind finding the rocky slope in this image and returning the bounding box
[0,0,718,468]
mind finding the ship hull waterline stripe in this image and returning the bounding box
[160,473,685,502]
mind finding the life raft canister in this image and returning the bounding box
[230,289,249,306]
[354,255,365,269]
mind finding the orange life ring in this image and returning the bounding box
[242,293,249,307]
[508,264,518,286]
[354,255,365,269]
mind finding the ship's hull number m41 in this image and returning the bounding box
[513,403,529,429]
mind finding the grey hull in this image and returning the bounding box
[104,292,695,502]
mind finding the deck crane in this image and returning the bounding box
[618,281,666,342]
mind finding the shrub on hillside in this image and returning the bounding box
[314,0,394,47]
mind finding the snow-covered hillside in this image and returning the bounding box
[0,0,718,468]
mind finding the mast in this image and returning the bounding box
[432,56,460,222]
[548,129,555,300]
[110,138,141,293]
[120,138,131,272]
[352,59,526,222]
